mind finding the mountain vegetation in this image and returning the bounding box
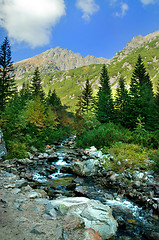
[13,31,159,111]
[0,34,158,172]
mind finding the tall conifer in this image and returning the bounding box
[0,37,16,110]
[129,55,156,129]
[114,76,129,127]
[30,67,44,99]
[96,64,114,123]
[81,79,94,113]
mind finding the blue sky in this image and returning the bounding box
[0,0,159,63]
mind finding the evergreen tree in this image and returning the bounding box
[0,37,16,110]
[155,81,159,109]
[96,64,114,123]
[47,89,62,110]
[154,82,159,128]
[79,78,94,114]
[114,76,130,127]
[30,67,44,99]
[128,55,156,129]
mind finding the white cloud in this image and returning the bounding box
[0,0,66,47]
[76,0,100,21]
[115,2,128,17]
[140,0,155,4]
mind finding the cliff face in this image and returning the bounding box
[14,47,108,79]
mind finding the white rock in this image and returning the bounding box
[51,197,118,240]
[28,191,42,199]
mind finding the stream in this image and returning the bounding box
[27,138,159,240]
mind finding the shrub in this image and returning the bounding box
[102,142,154,173]
[6,141,28,159]
[76,122,123,149]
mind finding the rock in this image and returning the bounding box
[0,128,7,159]
[28,191,42,199]
[30,228,46,235]
[63,213,85,230]
[45,208,57,219]
[71,159,102,177]
[51,197,118,240]
[84,228,102,240]
[15,179,28,188]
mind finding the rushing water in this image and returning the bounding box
[30,138,159,240]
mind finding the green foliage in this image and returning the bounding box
[151,151,159,173]
[30,67,45,100]
[0,37,16,110]
[76,122,123,149]
[73,110,100,135]
[80,78,94,113]
[6,140,28,159]
[128,55,157,130]
[114,76,130,126]
[102,142,154,173]
[96,65,114,123]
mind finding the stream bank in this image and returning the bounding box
[0,136,159,240]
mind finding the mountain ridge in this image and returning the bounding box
[14,30,159,110]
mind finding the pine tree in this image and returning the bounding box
[129,55,156,129]
[30,67,44,99]
[80,78,94,113]
[0,37,16,110]
[47,89,62,110]
[114,77,129,127]
[96,65,114,123]
[155,81,159,110]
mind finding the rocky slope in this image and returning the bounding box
[14,47,108,80]
[13,30,159,110]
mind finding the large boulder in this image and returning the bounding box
[51,197,118,240]
[71,159,102,177]
[0,128,7,160]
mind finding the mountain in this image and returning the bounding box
[14,47,108,80]
[14,30,159,111]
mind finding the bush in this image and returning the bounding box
[102,142,154,173]
[6,141,28,159]
[76,122,123,149]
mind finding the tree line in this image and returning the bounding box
[0,38,72,158]
[76,55,159,131]
[0,37,159,158]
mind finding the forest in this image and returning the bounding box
[0,37,159,173]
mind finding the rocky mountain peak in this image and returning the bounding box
[14,47,108,79]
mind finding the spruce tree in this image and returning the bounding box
[81,78,94,113]
[0,37,16,110]
[129,55,156,129]
[30,67,44,99]
[114,76,129,127]
[47,89,62,110]
[155,82,159,110]
[96,64,114,123]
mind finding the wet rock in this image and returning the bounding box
[66,183,76,191]
[51,197,118,240]
[74,186,89,197]
[143,231,159,240]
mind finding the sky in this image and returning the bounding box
[0,0,159,63]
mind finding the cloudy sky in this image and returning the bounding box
[0,0,159,62]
